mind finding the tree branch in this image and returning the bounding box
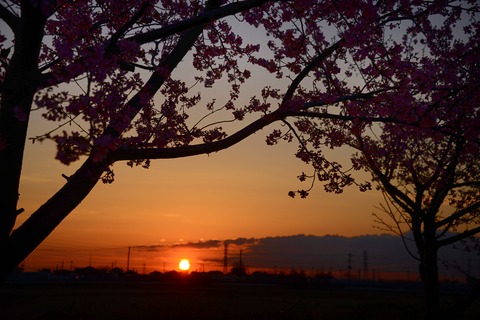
[126,0,282,45]
[283,110,398,123]
[38,0,283,88]
[280,39,343,107]
[104,1,150,53]
[452,180,480,189]
[435,201,480,229]
[103,0,222,139]
[436,226,480,248]
[300,89,386,109]
[0,3,20,33]
[0,0,224,280]
[427,136,461,217]
[110,109,284,161]
[353,135,418,216]
[2,157,110,279]
[109,94,425,162]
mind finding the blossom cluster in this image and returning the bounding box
[1,0,478,197]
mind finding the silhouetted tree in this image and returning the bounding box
[290,2,480,316]
[355,123,480,318]
[1,10,479,320]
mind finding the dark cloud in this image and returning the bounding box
[170,237,258,249]
[133,244,166,252]
[239,234,476,275]
[173,239,222,249]
[224,237,257,246]
[135,234,477,277]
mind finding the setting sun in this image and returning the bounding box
[179,259,190,271]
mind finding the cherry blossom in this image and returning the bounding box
[1,1,479,316]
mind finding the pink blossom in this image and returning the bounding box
[91,135,119,163]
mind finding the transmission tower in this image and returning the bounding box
[223,242,228,274]
[363,250,368,280]
[347,252,352,280]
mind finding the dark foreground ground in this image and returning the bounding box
[1,281,479,320]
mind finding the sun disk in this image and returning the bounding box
[179,259,190,271]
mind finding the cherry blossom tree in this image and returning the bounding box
[348,88,480,318]
[1,0,286,281]
[0,1,479,316]
[361,124,480,318]
[286,1,480,318]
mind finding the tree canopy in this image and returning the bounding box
[1,0,480,316]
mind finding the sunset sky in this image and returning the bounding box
[20,112,383,240]
[17,115,385,272]
[4,13,389,273]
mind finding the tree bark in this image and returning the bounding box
[0,3,45,245]
[421,220,440,320]
[0,158,109,282]
[0,0,228,282]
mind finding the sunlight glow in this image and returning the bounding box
[179,259,190,271]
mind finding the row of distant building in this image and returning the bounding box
[7,264,476,294]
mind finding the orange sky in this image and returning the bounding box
[18,114,385,240]
[8,17,387,272]
[17,117,385,272]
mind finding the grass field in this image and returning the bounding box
[1,282,479,320]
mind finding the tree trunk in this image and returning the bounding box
[0,0,217,283]
[421,224,440,320]
[0,158,109,282]
[0,3,45,252]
